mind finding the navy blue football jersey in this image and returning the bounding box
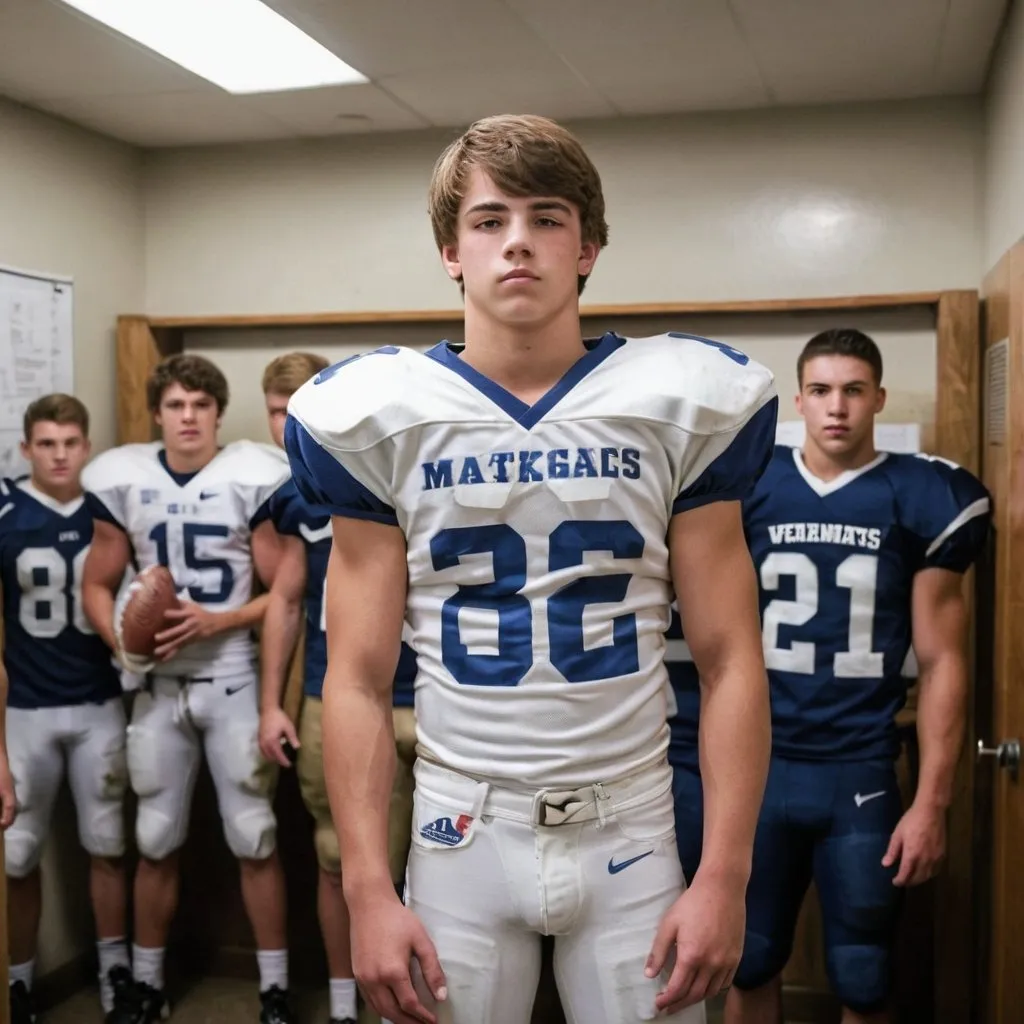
[0,478,120,708]
[268,479,416,704]
[747,446,990,760]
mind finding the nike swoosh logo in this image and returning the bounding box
[854,790,886,807]
[608,850,655,874]
[225,682,252,696]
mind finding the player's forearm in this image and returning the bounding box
[696,655,771,885]
[83,582,118,651]
[322,673,398,905]
[212,593,270,635]
[913,651,967,810]
[259,592,302,712]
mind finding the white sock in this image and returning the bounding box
[132,945,165,991]
[329,977,357,1020]
[9,960,34,991]
[256,949,288,993]
[98,937,131,1012]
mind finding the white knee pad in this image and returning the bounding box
[127,715,191,860]
[75,720,129,859]
[4,812,44,880]
[216,722,278,861]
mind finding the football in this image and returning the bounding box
[118,565,181,658]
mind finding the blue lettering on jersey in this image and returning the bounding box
[422,447,641,491]
[0,480,119,708]
[431,519,644,686]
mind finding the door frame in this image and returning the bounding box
[111,289,981,1022]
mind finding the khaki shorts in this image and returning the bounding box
[297,698,417,880]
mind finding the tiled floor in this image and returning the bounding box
[43,976,728,1023]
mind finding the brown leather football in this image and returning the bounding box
[119,565,181,658]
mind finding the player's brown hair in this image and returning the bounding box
[146,354,230,413]
[797,328,884,387]
[428,114,609,295]
[261,351,330,398]
[23,393,90,442]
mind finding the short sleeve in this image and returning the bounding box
[672,397,779,515]
[904,456,991,573]
[81,451,131,530]
[284,415,398,526]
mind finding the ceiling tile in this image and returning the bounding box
[242,83,430,134]
[730,0,953,104]
[512,0,769,114]
[0,0,211,101]
[934,0,1009,92]
[263,0,561,77]
[380,67,617,127]
[31,91,294,148]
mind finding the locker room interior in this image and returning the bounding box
[3,0,1024,1022]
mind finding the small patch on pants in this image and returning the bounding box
[420,814,474,847]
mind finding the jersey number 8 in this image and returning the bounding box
[16,546,93,638]
[431,521,645,687]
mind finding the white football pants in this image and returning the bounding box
[5,697,128,878]
[404,757,707,1024]
[127,671,277,861]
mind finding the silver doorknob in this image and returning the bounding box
[977,738,1021,781]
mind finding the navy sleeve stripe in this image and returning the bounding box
[925,496,990,559]
[284,415,398,523]
[672,397,778,515]
[84,492,126,532]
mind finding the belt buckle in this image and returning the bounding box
[534,788,585,827]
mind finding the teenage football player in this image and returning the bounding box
[669,328,991,1024]
[81,355,294,1024]
[286,114,778,1024]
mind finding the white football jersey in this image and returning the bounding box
[82,440,289,678]
[287,332,778,787]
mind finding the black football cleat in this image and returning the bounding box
[259,985,294,1024]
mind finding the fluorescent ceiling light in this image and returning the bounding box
[59,0,368,93]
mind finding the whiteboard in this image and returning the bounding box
[0,263,74,479]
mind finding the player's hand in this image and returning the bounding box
[153,602,220,660]
[259,707,300,767]
[350,891,447,1024]
[646,873,745,1013]
[883,801,947,886]
[0,755,17,830]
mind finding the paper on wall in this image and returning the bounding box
[775,420,921,454]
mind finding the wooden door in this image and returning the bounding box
[980,241,1024,1024]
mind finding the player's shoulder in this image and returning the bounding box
[615,332,777,432]
[0,477,26,535]
[81,442,161,491]
[885,451,990,505]
[286,345,425,451]
[213,440,292,489]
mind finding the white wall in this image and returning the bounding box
[0,96,144,975]
[0,96,145,453]
[144,97,983,317]
[984,0,1024,271]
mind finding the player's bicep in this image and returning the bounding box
[269,535,307,604]
[669,501,762,685]
[325,515,407,699]
[251,519,285,590]
[911,567,968,672]
[83,520,131,590]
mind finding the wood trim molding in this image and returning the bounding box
[136,291,944,331]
